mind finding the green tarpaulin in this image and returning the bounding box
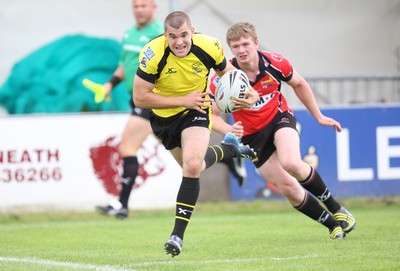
[0,34,130,114]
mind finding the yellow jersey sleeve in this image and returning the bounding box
[137,36,166,84]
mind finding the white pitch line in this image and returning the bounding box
[0,256,137,271]
[128,253,319,267]
[0,253,319,269]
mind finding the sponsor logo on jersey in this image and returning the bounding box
[214,39,220,50]
[260,78,275,88]
[140,57,148,68]
[140,47,155,69]
[165,68,177,74]
[144,47,155,59]
[192,62,202,74]
[251,93,275,110]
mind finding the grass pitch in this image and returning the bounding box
[0,198,399,271]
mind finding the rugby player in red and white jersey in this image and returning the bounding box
[210,22,356,240]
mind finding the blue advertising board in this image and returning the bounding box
[230,105,400,200]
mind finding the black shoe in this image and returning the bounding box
[329,226,346,240]
[222,133,257,160]
[96,199,128,218]
[222,157,247,187]
[164,235,183,257]
[334,207,356,233]
[232,157,247,186]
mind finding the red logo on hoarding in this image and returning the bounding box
[89,136,165,196]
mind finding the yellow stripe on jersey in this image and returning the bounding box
[137,33,227,118]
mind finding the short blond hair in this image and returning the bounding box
[226,22,258,46]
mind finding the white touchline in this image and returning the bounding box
[128,253,319,267]
[0,253,319,269]
[0,256,137,271]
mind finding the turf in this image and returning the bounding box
[0,198,399,271]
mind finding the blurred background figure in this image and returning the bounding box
[92,0,164,218]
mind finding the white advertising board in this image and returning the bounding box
[0,113,182,212]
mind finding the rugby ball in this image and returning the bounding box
[214,69,250,113]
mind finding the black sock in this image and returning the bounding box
[119,156,139,208]
[171,177,200,239]
[204,144,236,169]
[299,167,341,213]
[295,191,340,229]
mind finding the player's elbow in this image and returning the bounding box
[133,95,145,108]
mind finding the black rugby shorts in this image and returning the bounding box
[150,108,211,150]
[241,111,297,168]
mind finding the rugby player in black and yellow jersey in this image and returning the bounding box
[134,11,259,257]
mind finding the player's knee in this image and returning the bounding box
[183,159,203,177]
[281,160,302,178]
[118,141,139,157]
[118,141,128,155]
